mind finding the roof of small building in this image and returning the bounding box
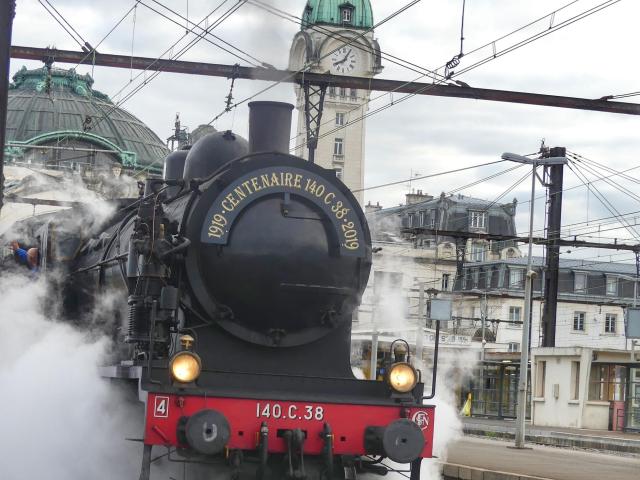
[6,66,168,171]
[471,256,637,276]
[302,0,374,29]
[371,193,517,217]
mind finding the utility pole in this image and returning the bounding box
[502,152,567,449]
[416,283,425,366]
[541,147,566,347]
[0,1,17,215]
[481,293,487,362]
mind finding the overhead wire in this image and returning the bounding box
[90,0,246,141]
[42,0,90,47]
[287,0,588,146]
[38,0,86,50]
[140,0,264,67]
[298,0,624,153]
[567,160,640,240]
[72,2,141,70]
[207,0,426,125]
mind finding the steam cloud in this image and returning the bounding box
[0,275,142,480]
[356,250,476,479]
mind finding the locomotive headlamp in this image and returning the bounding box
[387,362,418,393]
[170,351,202,383]
[180,334,195,350]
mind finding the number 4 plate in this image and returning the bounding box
[154,396,169,418]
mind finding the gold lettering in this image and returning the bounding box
[242,180,253,194]
[315,184,325,197]
[208,225,223,238]
[293,174,302,189]
[280,172,285,186]
[284,173,294,187]
[304,178,312,191]
[251,177,262,191]
[226,193,239,208]
[260,174,272,189]
[222,199,233,212]
[324,192,335,204]
[271,173,281,186]
[234,186,247,201]
[306,180,317,194]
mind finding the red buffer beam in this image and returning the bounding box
[10,45,640,116]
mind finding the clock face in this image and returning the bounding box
[330,47,360,75]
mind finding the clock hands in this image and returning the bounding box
[333,49,354,67]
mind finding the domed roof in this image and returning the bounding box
[302,0,373,30]
[6,66,169,171]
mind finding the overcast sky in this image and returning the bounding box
[9,0,640,263]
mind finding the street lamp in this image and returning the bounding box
[501,152,567,449]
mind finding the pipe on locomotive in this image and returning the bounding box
[247,101,293,154]
[172,101,293,186]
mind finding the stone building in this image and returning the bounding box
[289,0,383,204]
[1,65,169,233]
[5,65,168,178]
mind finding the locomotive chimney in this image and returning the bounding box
[163,148,189,197]
[248,101,293,154]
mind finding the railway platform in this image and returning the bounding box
[441,436,640,480]
[461,416,640,455]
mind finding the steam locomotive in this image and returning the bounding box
[5,102,436,479]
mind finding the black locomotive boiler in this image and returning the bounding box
[10,102,436,479]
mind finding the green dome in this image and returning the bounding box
[6,66,168,172]
[302,0,374,30]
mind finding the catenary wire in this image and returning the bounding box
[140,0,264,67]
[207,0,426,125]
[90,1,245,139]
[292,0,624,153]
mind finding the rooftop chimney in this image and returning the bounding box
[365,201,383,213]
[405,189,432,205]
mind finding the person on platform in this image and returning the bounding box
[10,241,39,274]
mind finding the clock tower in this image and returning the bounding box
[289,0,382,204]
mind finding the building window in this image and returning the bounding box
[333,138,344,155]
[328,86,336,97]
[470,243,485,262]
[509,306,521,326]
[333,165,343,180]
[574,272,587,294]
[407,213,415,227]
[419,211,426,227]
[335,112,345,126]
[339,87,347,98]
[535,361,546,397]
[509,268,524,288]
[341,7,353,23]
[508,342,520,353]
[606,276,618,296]
[573,311,585,331]
[350,88,357,100]
[588,364,627,401]
[429,209,436,228]
[469,211,487,229]
[570,361,580,400]
[441,273,450,291]
[605,313,617,333]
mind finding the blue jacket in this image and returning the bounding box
[15,247,38,273]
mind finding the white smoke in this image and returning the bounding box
[355,252,477,480]
[0,275,142,480]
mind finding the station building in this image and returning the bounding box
[1,64,169,233]
[455,257,640,431]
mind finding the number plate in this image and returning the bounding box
[154,396,169,418]
[255,402,324,421]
